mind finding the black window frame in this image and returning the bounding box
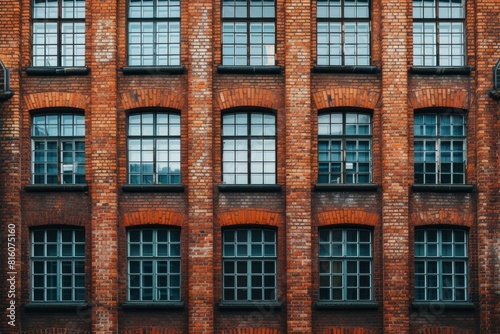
[221,0,276,66]
[412,0,466,67]
[222,110,277,185]
[31,0,86,67]
[316,0,371,67]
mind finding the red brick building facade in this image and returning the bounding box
[1,0,499,333]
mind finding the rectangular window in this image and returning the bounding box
[415,228,468,302]
[318,111,372,184]
[319,228,373,301]
[32,113,86,185]
[413,0,465,67]
[222,0,276,66]
[127,228,181,302]
[222,111,276,185]
[128,0,181,66]
[127,112,181,185]
[414,111,466,185]
[31,228,85,302]
[32,0,86,67]
[222,229,277,302]
[317,0,371,66]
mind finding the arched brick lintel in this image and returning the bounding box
[123,210,185,227]
[120,89,186,111]
[216,88,282,111]
[24,92,89,111]
[313,88,380,111]
[219,209,281,227]
[24,211,87,228]
[409,88,469,110]
[317,209,378,227]
[411,211,474,228]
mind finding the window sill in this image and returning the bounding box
[488,89,500,100]
[121,66,186,75]
[217,65,282,75]
[121,302,185,310]
[122,184,185,193]
[25,67,90,76]
[312,65,380,74]
[0,90,13,101]
[411,301,475,310]
[412,184,474,193]
[25,184,88,192]
[24,303,89,312]
[314,184,379,192]
[218,301,282,311]
[315,301,379,310]
[409,66,472,75]
[218,184,282,193]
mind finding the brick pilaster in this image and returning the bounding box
[284,0,312,332]
[380,0,411,332]
[88,1,118,332]
[186,1,214,332]
[475,0,500,332]
[0,1,21,332]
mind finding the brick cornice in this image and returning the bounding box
[120,89,186,111]
[313,88,380,110]
[24,92,89,111]
[219,209,281,227]
[409,88,469,110]
[316,209,379,227]
[216,88,282,111]
[122,210,185,227]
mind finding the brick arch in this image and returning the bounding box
[316,209,378,227]
[219,209,281,227]
[24,211,87,227]
[216,88,281,110]
[411,211,474,227]
[123,210,185,227]
[218,329,281,334]
[24,92,89,111]
[313,88,380,110]
[120,89,186,111]
[409,88,469,110]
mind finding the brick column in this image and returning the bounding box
[88,1,118,332]
[186,1,214,332]
[284,0,312,332]
[0,1,21,332]
[380,0,411,332]
[475,0,500,332]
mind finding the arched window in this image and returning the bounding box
[318,110,372,184]
[127,111,181,184]
[31,112,86,184]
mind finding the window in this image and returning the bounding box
[222,228,277,302]
[413,0,466,67]
[127,0,181,66]
[318,111,372,184]
[415,228,468,302]
[127,228,181,302]
[414,111,466,184]
[222,0,276,66]
[32,0,86,67]
[319,228,373,301]
[32,112,85,185]
[127,112,181,185]
[222,111,276,185]
[31,228,85,302]
[317,0,371,66]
